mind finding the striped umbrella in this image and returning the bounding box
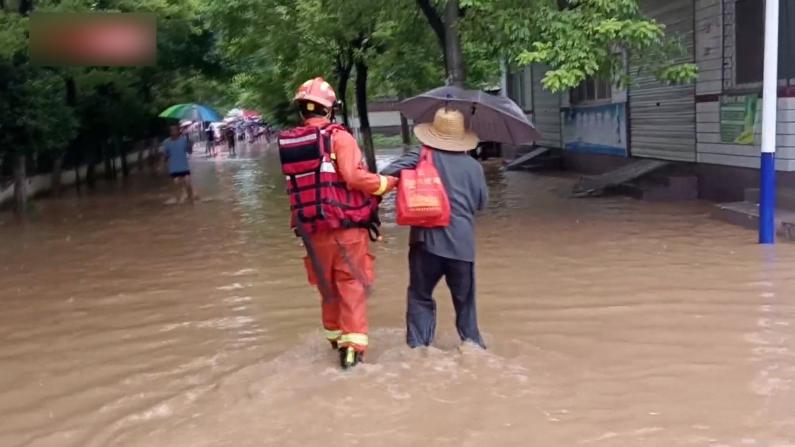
[159,103,223,122]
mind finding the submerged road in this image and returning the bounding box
[0,143,793,446]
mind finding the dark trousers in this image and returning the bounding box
[407,244,485,348]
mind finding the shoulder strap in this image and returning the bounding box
[320,124,347,157]
[321,123,347,135]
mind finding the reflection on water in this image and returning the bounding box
[0,143,794,447]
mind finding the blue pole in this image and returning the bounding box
[759,152,776,243]
[758,0,779,244]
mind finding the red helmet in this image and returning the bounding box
[294,77,337,109]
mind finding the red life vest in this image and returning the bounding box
[278,124,379,235]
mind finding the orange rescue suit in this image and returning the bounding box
[302,117,397,352]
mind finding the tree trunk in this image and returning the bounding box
[102,141,113,180]
[74,162,81,193]
[337,67,352,128]
[119,139,129,178]
[137,140,144,171]
[336,52,353,128]
[444,0,465,87]
[65,77,76,105]
[149,137,159,172]
[110,140,118,180]
[354,59,376,172]
[18,0,32,15]
[87,163,96,188]
[86,146,97,189]
[51,153,63,197]
[13,153,27,212]
[417,0,448,74]
[500,58,509,96]
[399,109,412,153]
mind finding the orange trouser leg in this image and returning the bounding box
[321,297,342,343]
[332,234,372,352]
[305,234,341,344]
[307,229,373,352]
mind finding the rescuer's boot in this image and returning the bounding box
[339,346,363,369]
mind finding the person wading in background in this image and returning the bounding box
[204,123,215,157]
[163,125,193,203]
[278,77,398,368]
[225,125,236,156]
[381,108,488,349]
[162,124,195,204]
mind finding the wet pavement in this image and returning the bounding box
[0,143,793,446]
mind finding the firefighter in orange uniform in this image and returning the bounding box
[279,77,398,368]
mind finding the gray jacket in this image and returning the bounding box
[381,148,488,262]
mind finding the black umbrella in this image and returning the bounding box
[398,86,541,145]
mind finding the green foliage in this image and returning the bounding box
[0,0,232,182]
[369,1,446,98]
[0,63,77,156]
[460,0,698,92]
[0,0,703,188]
[207,0,448,122]
[0,10,26,59]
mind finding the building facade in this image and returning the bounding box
[507,0,795,199]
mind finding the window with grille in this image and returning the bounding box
[570,78,612,104]
[735,0,795,85]
[507,66,533,111]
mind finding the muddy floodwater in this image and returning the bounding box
[0,143,794,447]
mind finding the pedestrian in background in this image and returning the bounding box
[225,126,236,156]
[162,124,195,203]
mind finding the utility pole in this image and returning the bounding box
[759,0,780,244]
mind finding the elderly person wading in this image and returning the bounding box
[381,108,488,349]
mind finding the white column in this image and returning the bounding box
[759,0,780,244]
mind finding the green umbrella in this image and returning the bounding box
[158,103,223,122]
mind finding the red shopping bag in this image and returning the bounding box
[396,147,450,227]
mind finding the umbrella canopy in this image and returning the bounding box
[227,108,260,120]
[159,103,223,122]
[242,110,260,120]
[398,86,541,145]
[226,107,244,117]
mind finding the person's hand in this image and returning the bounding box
[386,176,399,193]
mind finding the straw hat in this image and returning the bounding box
[413,108,479,152]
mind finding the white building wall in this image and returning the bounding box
[509,0,795,171]
[697,98,795,170]
[0,148,156,207]
[695,0,723,95]
[694,0,795,171]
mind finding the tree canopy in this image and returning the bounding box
[0,0,698,208]
[460,0,698,91]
